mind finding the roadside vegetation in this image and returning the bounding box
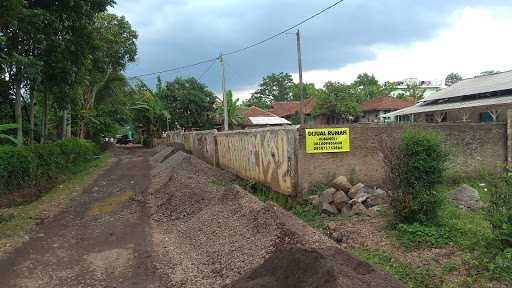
[242,128,511,287]
[0,152,110,256]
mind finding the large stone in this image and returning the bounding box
[365,189,388,207]
[320,188,336,204]
[351,202,368,215]
[333,190,350,211]
[447,184,481,210]
[321,202,339,216]
[332,176,352,192]
[340,205,352,217]
[349,192,369,204]
[308,195,320,207]
[348,183,365,199]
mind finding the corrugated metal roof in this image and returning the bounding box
[248,117,291,125]
[424,70,512,101]
[382,95,512,118]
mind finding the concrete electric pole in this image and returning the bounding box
[296,29,305,125]
[220,53,228,131]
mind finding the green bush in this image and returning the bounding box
[396,223,453,249]
[390,129,449,224]
[487,174,512,248]
[0,139,99,206]
[490,248,512,282]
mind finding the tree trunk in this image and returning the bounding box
[62,109,67,139]
[66,105,72,138]
[29,85,35,144]
[15,81,23,146]
[41,90,48,144]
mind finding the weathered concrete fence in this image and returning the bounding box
[167,121,510,198]
[169,127,298,195]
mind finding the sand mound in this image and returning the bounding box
[226,246,403,288]
[147,151,404,288]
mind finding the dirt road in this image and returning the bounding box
[0,148,159,288]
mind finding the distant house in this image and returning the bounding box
[269,97,316,121]
[383,70,512,123]
[237,106,290,129]
[390,78,443,98]
[360,96,415,123]
[268,97,340,125]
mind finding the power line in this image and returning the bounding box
[126,0,345,79]
[198,60,217,81]
[127,58,217,79]
[224,0,345,56]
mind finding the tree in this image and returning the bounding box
[352,73,396,102]
[253,72,295,103]
[445,73,462,86]
[243,94,271,109]
[313,82,360,121]
[404,83,425,103]
[291,82,318,101]
[78,12,137,138]
[160,77,216,130]
[0,1,44,145]
[130,80,166,146]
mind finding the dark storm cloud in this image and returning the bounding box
[113,0,510,92]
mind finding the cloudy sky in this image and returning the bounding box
[112,0,512,100]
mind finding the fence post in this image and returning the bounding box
[294,126,304,201]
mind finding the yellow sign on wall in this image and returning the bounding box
[305,128,350,153]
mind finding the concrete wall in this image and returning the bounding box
[166,121,508,198]
[216,127,298,196]
[298,123,507,192]
[167,127,298,196]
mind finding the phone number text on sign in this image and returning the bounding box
[305,128,350,153]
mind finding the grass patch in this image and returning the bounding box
[87,190,132,217]
[353,247,442,288]
[0,153,110,256]
[208,177,230,187]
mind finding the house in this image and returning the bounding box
[360,96,415,123]
[390,78,443,98]
[382,70,512,123]
[237,106,291,129]
[268,97,340,125]
[268,97,316,122]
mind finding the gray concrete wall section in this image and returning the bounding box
[167,120,508,197]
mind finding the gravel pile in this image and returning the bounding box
[147,148,404,288]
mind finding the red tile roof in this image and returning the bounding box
[237,106,279,126]
[268,97,316,117]
[361,96,414,112]
[240,106,277,118]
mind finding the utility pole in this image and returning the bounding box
[220,53,228,131]
[296,29,305,125]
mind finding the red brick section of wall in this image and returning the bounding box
[297,123,507,192]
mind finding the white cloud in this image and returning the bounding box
[234,6,512,101]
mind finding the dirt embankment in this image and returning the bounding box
[148,146,404,288]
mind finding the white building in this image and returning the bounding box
[390,78,443,98]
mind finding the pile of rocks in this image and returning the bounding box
[307,176,389,217]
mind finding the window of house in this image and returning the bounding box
[425,113,434,123]
[480,112,493,122]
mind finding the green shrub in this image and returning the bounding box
[490,248,512,282]
[390,129,449,224]
[396,223,453,249]
[0,139,99,206]
[487,174,512,248]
